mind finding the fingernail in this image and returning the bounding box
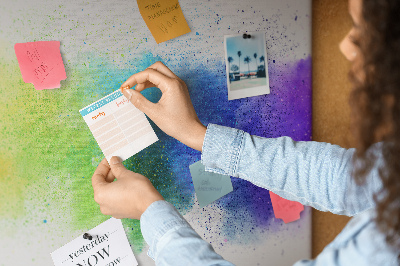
[110,156,122,165]
[123,88,133,100]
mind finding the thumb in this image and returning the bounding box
[122,88,155,115]
[109,156,128,178]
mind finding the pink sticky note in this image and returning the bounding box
[269,191,304,223]
[14,41,67,90]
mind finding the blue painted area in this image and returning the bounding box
[81,53,311,241]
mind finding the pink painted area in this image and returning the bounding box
[269,192,304,223]
[14,41,66,90]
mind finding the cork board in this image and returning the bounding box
[312,0,353,258]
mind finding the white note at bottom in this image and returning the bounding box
[51,218,138,266]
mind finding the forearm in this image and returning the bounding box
[201,124,381,216]
[140,200,234,265]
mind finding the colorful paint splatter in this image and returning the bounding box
[0,0,312,264]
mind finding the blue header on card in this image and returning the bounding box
[79,91,123,117]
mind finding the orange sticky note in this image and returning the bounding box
[137,0,191,44]
[269,191,304,223]
[14,41,67,90]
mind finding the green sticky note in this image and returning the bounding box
[189,161,233,208]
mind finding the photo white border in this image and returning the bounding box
[224,32,270,100]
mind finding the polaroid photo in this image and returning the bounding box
[224,32,270,100]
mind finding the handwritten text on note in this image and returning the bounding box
[269,191,304,223]
[137,0,191,43]
[189,161,233,208]
[14,41,67,90]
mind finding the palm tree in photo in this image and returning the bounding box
[228,56,233,73]
[237,51,242,77]
[258,55,266,77]
[244,56,251,78]
[260,55,265,67]
[253,53,257,75]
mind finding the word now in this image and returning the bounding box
[159,16,178,34]
[76,245,112,266]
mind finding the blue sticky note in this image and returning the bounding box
[189,161,233,208]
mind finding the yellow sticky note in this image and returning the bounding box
[137,0,191,44]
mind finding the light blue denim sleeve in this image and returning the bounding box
[201,124,382,216]
[140,200,235,265]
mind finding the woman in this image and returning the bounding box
[91,0,400,264]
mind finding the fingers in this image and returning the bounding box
[147,61,178,79]
[120,68,172,94]
[121,88,157,116]
[135,81,156,92]
[109,156,129,179]
[92,159,111,188]
[105,169,116,183]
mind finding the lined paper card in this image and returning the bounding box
[79,90,158,162]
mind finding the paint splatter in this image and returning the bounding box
[0,50,311,251]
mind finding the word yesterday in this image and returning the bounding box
[69,233,109,260]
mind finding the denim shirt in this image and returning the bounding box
[140,124,399,265]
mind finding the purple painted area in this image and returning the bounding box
[170,56,312,239]
[235,56,312,141]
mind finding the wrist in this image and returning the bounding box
[185,122,206,152]
[139,195,165,219]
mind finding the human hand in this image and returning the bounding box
[120,61,207,151]
[91,157,164,219]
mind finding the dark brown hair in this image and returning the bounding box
[350,0,400,251]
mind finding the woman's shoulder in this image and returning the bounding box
[321,209,399,265]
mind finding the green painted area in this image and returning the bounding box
[0,48,166,252]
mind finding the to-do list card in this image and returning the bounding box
[80,90,158,162]
[51,218,138,266]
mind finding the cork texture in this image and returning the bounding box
[312,0,353,257]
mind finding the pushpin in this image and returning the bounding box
[83,233,93,240]
[242,33,252,39]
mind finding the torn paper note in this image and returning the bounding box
[14,41,67,90]
[137,0,191,43]
[79,90,158,162]
[189,161,233,208]
[269,191,304,223]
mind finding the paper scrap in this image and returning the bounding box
[269,191,304,223]
[189,161,233,208]
[79,90,158,162]
[51,218,138,266]
[137,0,191,44]
[14,41,67,90]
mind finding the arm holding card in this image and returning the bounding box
[116,62,396,264]
[92,156,234,265]
[120,62,380,215]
